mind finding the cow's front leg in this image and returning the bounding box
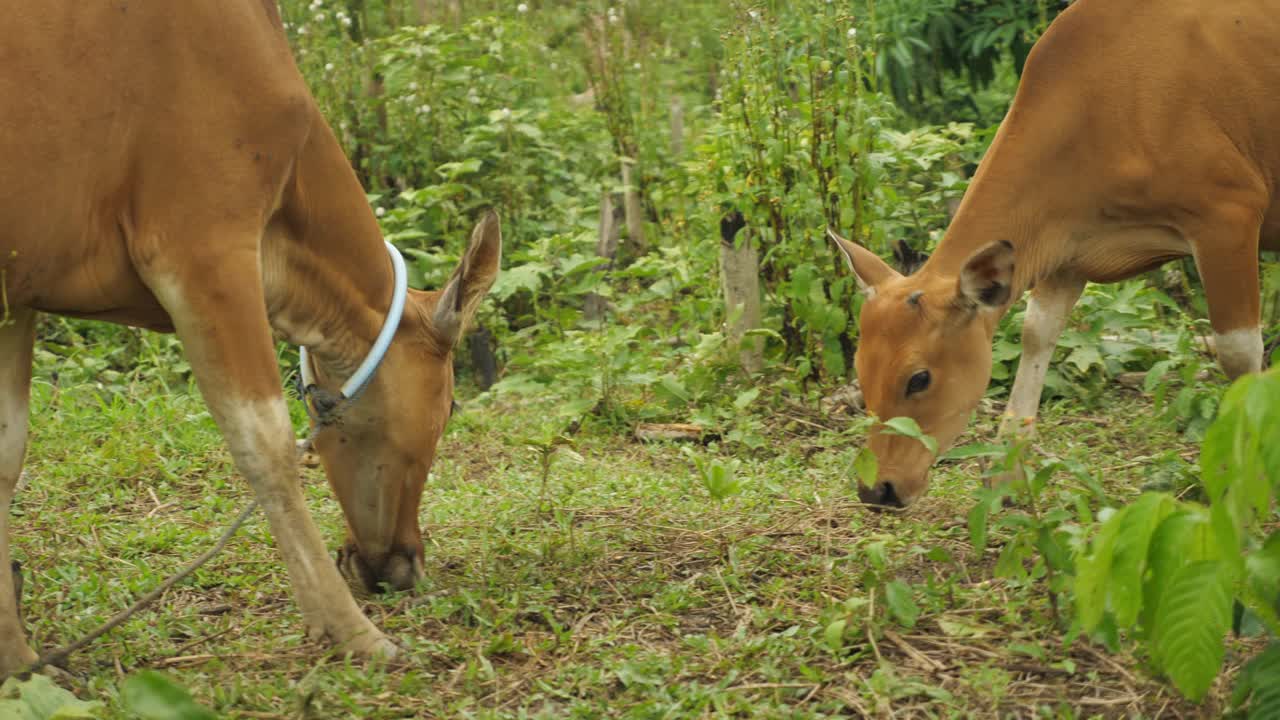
[989,274,1086,487]
[1001,274,1087,437]
[143,243,395,659]
[0,307,38,677]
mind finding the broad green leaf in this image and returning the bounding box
[1143,359,1175,392]
[821,340,846,378]
[883,580,919,629]
[0,674,102,719]
[939,443,1007,461]
[655,376,690,404]
[1242,532,1280,632]
[489,262,549,301]
[994,537,1029,580]
[1152,560,1233,701]
[935,616,990,638]
[852,447,878,491]
[121,671,218,720]
[1035,526,1071,573]
[967,487,1005,554]
[968,500,989,553]
[1142,508,1216,632]
[732,387,760,410]
[1109,493,1178,627]
[1230,641,1280,718]
[1074,518,1120,631]
[880,416,938,455]
[1065,344,1103,374]
[824,618,848,652]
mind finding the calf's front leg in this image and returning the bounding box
[144,243,395,659]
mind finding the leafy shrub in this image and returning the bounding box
[1073,368,1280,708]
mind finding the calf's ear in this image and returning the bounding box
[432,211,502,348]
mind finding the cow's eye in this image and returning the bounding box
[906,370,931,396]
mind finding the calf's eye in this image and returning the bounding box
[906,370,931,396]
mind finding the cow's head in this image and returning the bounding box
[830,229,1014,507]
[313,212,501,592]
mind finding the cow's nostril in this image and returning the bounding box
[879,482,904,508]
[857,481,905,509]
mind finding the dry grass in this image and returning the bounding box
[8,373,1266,718]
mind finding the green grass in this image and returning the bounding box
[9,352,1262,718]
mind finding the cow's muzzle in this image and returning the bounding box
[337,543,423,593]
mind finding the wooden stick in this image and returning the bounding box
[6,499,259,681]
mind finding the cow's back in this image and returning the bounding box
[1000,0,1280,245]
[0,2,312,325]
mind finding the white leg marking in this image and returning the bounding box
[220,399,318,581]
[217,398,394,656]
[1214,327,1263,379]
[1003,279,1085,434]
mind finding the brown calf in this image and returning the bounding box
[0,1,498,672]
[832,0,1280,507]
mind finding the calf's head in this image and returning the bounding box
[313,212,501,592]
[829,230,1014,507]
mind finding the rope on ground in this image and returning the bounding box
[8,498,261,681]
[4,430,323,683]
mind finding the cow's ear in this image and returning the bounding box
[956,240,1014,309]
[827,229,901,298]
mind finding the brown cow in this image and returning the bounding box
[831,0,1280,508]
[0,1,499,673]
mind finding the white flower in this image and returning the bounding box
[517,2,529,12]
[324,62,334,71]
[314,11,325,21]
[418,104,431,115]
[549,61,559,70]
[375,207,386,217]
[408,81,419,91]
[632,62,641,70]
[748,10,758,19]
[297,26,308,35]
[499,107,512,119]
[340,16,352,27]
[309,0,322,9]
[847,27,857,38]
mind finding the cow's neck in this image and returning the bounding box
[917,122,1068,317]
[265,117,395,384]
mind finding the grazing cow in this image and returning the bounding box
[0,1,500,674]
[830,0,1280,508]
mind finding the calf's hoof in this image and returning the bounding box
[338,631,399,660]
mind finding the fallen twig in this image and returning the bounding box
[8,499,259,681]
[4,434,321,682]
